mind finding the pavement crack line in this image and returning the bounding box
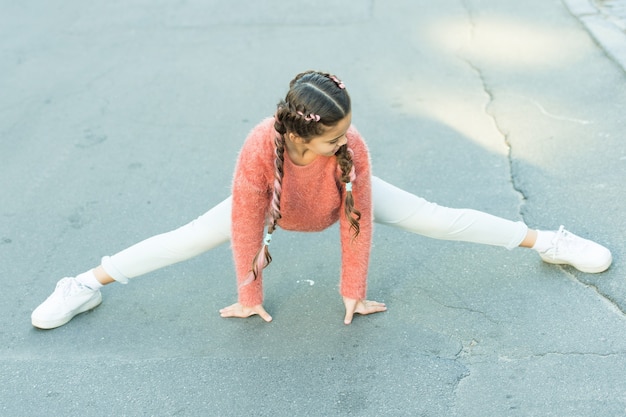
[439,301,500,325]
[461,55,529,215]
[500,351,626,360]
[465,65,626,318]
[563,0,626,74]
[563,269,626,317]
[459,1,625,320]
[459,0,528,216]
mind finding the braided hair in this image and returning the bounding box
[248,71,360,281]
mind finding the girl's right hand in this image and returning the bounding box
[219,302,273,322]
[342,296,387,325]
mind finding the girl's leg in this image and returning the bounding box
[101,196,232,283]
[32,197,233,329]
[371,176,611,273]
[372,176,527,249]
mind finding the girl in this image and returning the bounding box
[31,71,612,329]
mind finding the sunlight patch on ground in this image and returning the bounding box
[375,14,586,157]
[425,15,583,70]
[402,86,508,156]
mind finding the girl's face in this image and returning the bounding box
[300,113,352,157]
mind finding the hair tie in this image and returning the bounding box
[263,233,272,246]
[297,111,321,122]
[345,182,353,192]
[330,75,346,89]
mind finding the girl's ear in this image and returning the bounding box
[287,132,305,144]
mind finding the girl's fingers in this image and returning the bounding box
[344,309,355,325]
[219,305,239,318]
[344,298,387,325]
[253,305,273,322]
[219,302,272,322]
[343,297,358,325]
[355,300,387,316]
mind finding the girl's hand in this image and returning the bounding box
[342,296,387,325]
[219,302,273,322]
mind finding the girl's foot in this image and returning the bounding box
[537,226,612,273]
[31,277,102,329]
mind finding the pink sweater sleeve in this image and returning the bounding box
[231,121,273,306]
[338,129,373,300]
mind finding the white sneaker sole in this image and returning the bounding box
[31,291,103,330]
[540,254,613,274]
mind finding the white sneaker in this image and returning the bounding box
[31,277,102,329]
[538,226,612,273]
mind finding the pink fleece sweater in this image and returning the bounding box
[231,118,373,306]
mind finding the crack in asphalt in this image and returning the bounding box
[460,0,625,320]
[463,59,528,214]
[563,270,626,317]
[459,0,528,217]
[563,0,626,72]
[450,4,626,408]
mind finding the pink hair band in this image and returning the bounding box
[330,75,345,89]
[297,111,321,122]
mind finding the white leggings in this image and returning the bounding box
[101,176,527,283]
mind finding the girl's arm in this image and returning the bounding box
[339,131,386,324]
[338,131,374,302]
[229,122,274,308]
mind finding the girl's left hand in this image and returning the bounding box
[342,296,387,325]
[219,302,273,322]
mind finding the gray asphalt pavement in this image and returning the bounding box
[1,1,625,416]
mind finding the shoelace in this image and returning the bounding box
[546,225,569,259]
[57,278,86,297]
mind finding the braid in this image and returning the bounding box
[249,123,286,280]
[336,144,361,238]
[269,131,285,233]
